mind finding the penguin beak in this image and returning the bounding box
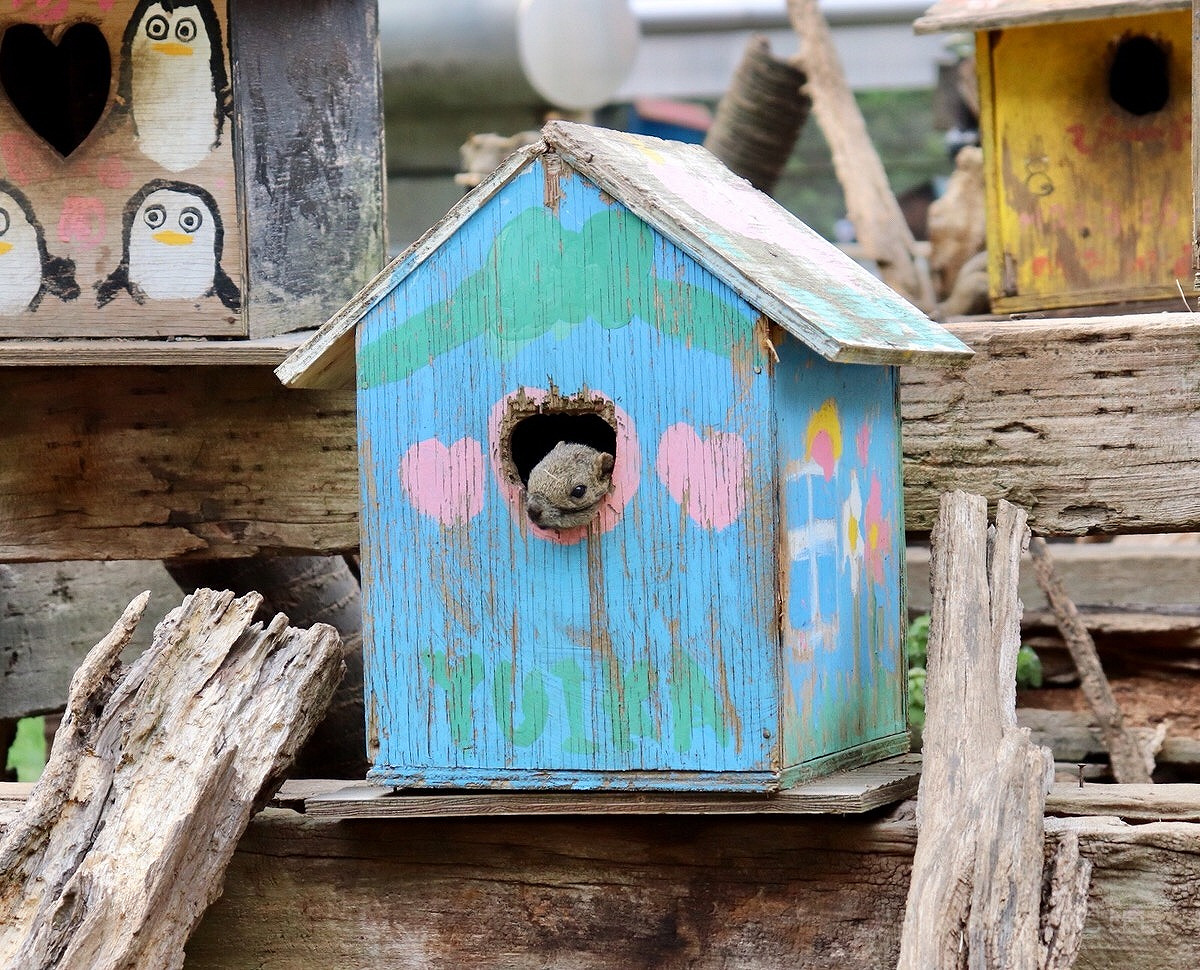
[152,41,193,56]
[153,231,194,246]
[0,242,11,256]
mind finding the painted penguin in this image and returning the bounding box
[96,179,240,309]
[116,0,232,172]
[0,181,80,314]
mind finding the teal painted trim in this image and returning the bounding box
[775,732,911,790]
[366,764,786,793]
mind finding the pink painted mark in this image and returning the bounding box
[656,423,747,531]
[57,196,105,248]
[94,156,132,191]
[399,437,486,526]
[855,422,870,467]
[863,474,892,586]
[10,0,70,23]
[488,388,640,546]
[0,131,53,185]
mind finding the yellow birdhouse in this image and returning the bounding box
[917,0,1194,314]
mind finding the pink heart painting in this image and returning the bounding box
[656,423,747,530]
[399,437,486,526]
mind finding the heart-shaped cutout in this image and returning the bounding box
[656,423,747,531]
[400,437,487,526]
[0,22,112,157]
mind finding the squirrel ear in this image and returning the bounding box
[595,451,615,478]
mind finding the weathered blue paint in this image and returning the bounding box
[773,340,907,769]
[353,145,915,792]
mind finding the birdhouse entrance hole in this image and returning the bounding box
[501,395,617,487]
[1108,35,1170,116]
[0,22,112,157]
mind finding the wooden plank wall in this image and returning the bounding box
[173,808,1200,970]
[0,315,1194,562]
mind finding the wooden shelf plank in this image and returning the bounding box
[1047,783,1200,821]
[0,333,311,367]
[295,754,922,819]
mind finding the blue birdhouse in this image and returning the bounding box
[280,121,971,792]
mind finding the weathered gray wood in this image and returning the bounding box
[0,316,1196,563]
[898,493,1087,969]
[1029,537,1153,784]
[0,334,306,366]
[0,589,344,970]
[1019,709,1200,768]
[907,540,1200,615]
[787,0,936,311]
[302,754,921,819]
[902,314,1200,536]
[1047,784,1200,821]
[915,0,1185,33]
[178,809,1200,969]
[231,0,386,338]
[167,555,367,779]
[0,561,178,720]
[0,366,357,562]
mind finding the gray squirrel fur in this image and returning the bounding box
[525,441,615,529]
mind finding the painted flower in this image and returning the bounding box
[863,474,892,586]
[841,471,864,593]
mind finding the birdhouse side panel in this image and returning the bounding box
[981,11,1194,311]
[0,0,244,336]
[775,343,907,780]
[358,160,783,790]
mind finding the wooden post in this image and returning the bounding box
[0,589,344,970]
[786,0,936,311]
[897,493,1090,969]
[1029,537,1154,784]
[1192,0,1200,291]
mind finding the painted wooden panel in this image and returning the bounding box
[775,346,907,781]
[230,0,385,338]
[359,159,784,791]
[0,0,245,336]
[544,122,971,366]
[979,10,1194,311]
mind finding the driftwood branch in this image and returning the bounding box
[0,589,344,970]
[786,0,935,310]
[1028,537,1154,783]
[898,492,1090,969]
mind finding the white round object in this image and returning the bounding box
[517,0,640,110]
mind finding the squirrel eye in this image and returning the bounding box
[570,484,587,499]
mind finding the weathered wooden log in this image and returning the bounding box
[166,555,366,778]
[702,35,810,194]
[786,0,935,310]
[898,493,1089,969]
[1029,537,1154,783]
[0,589,343,970]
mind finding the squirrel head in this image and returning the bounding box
[525,441,615,530]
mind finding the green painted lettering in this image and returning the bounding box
[493,660,550,748]
[421,649,485,751]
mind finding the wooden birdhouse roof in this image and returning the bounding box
[915,0,1187,33]
[277,121,970,391]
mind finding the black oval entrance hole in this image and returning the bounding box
[1109,35,1169,116]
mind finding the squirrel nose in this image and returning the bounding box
[527,505,543,524]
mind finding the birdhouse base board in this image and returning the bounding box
[302,754,923,818]
[365,735,911,795]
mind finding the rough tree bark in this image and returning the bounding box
[897,493,1091,969]
[0,589,344,970]
[167,555,366,778]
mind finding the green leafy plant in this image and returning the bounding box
[906,614,1041,730]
